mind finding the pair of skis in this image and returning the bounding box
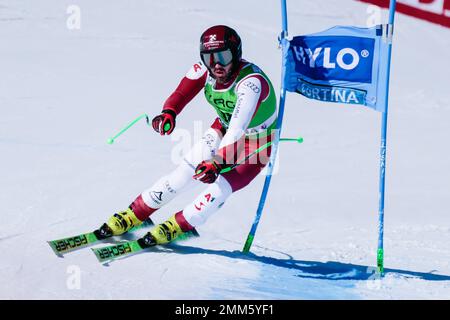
[47,218,199,264]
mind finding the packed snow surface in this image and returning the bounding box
[1,0,449,299]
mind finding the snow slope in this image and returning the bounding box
[0,0,449,299]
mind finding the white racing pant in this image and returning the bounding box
[140,128,233,227]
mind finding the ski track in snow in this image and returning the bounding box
[1,0,450,299]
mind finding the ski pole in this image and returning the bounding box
[219,136,303,174]
[107,113,151,144]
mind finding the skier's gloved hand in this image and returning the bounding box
[193,158,223,184]
[151,110,176,135]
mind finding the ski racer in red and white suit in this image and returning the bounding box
[100,25,277,245]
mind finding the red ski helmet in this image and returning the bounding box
[200,25,242,72]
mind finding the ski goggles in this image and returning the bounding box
[201,49,233,68]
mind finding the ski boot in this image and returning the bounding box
[138,214,185,248]
[94,208,143,239]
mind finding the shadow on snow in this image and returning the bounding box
[165,244,450,282]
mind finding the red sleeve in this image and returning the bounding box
[162,63,208,115]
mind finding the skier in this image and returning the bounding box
[96,25,278,247]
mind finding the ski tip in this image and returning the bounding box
[91,248,102,262]
[47,241,64,258]
[91,248,113,265]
